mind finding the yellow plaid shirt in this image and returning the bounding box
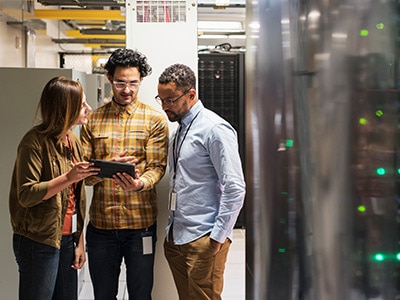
[80,99,169,230]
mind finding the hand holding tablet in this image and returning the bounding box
[89,159,135,178]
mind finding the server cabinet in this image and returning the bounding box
[198,52,246,228]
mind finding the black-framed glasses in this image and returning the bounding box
[155,87,192,105]
[112,81,141,90]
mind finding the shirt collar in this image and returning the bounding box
[111,97,138,115]
[180,100,203,128]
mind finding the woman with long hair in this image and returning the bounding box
[9,76,99,299]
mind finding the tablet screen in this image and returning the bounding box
[90,159,135,178]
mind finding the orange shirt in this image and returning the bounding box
[62,134,76,235]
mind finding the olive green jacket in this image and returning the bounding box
[9,127,86,249]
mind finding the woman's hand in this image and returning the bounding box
[66,161,100,183]
[71,234,86,270]
[44,162,100,200]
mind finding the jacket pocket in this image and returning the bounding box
[27,202,59,236]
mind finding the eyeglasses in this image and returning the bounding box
[112,81,141,90]
[155,87,192,105]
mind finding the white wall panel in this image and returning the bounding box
[126,1,198,299]
[0,21,25,67]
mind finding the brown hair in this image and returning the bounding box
[36,76,83,144]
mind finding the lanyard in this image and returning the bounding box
[172,111,201,182]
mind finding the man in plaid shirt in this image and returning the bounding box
[80,48,169,300]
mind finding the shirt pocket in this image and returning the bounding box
[92,132,111,158]
[126,130,149,157]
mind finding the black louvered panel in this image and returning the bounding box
[198,52,246,228]
[198,54,242,133]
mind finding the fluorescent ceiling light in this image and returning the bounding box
[198,21,243,31]
[198,0,246,4]
[198,34,245,39]
[198,34,229,39]
[227,34,246,39]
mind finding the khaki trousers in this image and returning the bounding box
[164,233,231,300]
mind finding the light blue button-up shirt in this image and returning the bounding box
[166,100,246,245]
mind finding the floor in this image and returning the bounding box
[78,228,246,300]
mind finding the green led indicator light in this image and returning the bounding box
[360,29,369,36]
[359,118,367,125]
[357,205,366,212]
[371,252,400,262]
[376,168,386,176]
[397,168,400,175]
[286,139,294,147]
[278,248,286,253]
[376,23,384,30]
[375,110,383,117]
[373,253,385,262]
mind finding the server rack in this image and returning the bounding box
[198,51,246,228]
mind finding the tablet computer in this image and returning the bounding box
[90,159,135,178]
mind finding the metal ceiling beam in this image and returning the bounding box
[52,38,124,44]
[85,43,125,48]
[34,9,125,20]
[66,29,125,39]
[37,0,124,7]
[0,7,35,21]
[79,28,125,34]
[7,19,46,30]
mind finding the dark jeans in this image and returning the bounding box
[86,222,157,300]
[12,234,77,300]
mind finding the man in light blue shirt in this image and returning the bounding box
[156,63,246,299]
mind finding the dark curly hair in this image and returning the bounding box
[158,63,196,91]
[104,48,152,78]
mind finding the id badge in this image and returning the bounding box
[141,232,153,255]
[168,192,177,211]
[72,213,77,233]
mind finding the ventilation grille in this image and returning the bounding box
[136,0,186,23]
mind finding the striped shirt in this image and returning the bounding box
[80,99,169,230]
